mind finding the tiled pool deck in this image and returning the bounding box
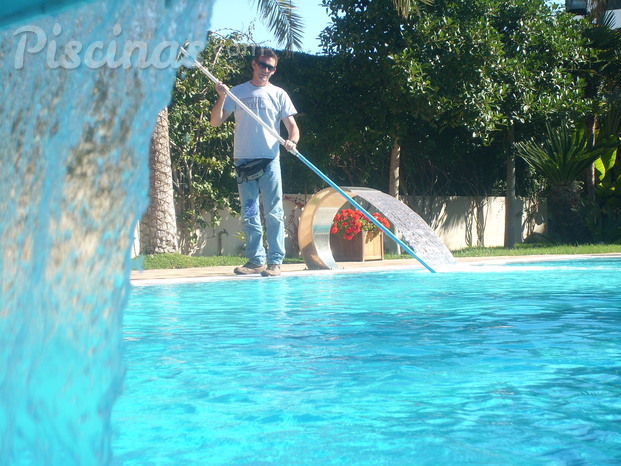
[130,253,621,285]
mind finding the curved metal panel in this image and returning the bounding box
[298,187,352,269]
[298,187,455,270]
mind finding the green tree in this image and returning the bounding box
[320,0,594,246]
[575,3,621,197]
[584,106,621,242]
[147,0,436,252]
[168,33,249,251]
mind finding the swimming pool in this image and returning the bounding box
[113,258,621,464]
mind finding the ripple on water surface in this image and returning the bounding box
[113,259,621,464]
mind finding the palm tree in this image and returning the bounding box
[515,123,616,243]
[580,0,620,197]
[254,0,304,51]
[141,108,179,254]
[589,0,612,20]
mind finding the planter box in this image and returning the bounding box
[330,231,384,262]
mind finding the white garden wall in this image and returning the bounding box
[145,194,546,257]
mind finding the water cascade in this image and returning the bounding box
[350,187,456,267]
[0,0,212,462]
[299,187,456,271]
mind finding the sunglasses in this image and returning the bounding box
[256,60,277,72]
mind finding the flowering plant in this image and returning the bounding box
[330,208,391,241]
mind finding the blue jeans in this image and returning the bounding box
[237,157,285,265]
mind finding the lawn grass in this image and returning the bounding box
[133,253,305,270]
[133,244,621,270]
[452,243,621,258]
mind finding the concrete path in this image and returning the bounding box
[130,253,621,285]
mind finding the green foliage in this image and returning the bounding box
[168,32,251,239]
[515,119,619,243]
[409,0,591,138]
[323,0,591,135]
[253,0,304,51]
[580,11,621,101]
[584,106,621,242]
[133,253,244,270]
[164,0,620,233]
[452,243,621,257]
[132,253,304,270]
[312,0,594,198]
[515,123,611,185]
[133,246,621,270]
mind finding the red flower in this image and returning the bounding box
[331,208,391,240]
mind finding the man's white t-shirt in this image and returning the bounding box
[223,81,297,164]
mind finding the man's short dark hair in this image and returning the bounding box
[254,47,279,64]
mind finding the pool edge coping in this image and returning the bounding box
[130,253,621,286]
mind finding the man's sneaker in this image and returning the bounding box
[261,264,281,277]
[234,262,266,275]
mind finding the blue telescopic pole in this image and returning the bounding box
[180,48,436,273]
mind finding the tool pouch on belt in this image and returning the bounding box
[235,158,272,184]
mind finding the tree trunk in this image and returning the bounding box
[504,125,517,248]
[140,107,178,254]
[388,138,402,255]
[589,0,610,20]
[388,138,401,199]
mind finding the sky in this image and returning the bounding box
[209,0,332,55]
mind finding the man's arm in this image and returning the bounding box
[210,82,230,127]
[283,115,300,152]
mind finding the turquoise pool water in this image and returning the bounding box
[113,258,621,464]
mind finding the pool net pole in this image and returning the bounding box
[179,47,436,273]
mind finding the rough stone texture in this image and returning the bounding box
[0,0,212,462]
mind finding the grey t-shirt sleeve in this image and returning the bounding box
[222,94,234,117]
[278,90,297,120]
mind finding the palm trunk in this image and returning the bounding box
[140,107,178,254]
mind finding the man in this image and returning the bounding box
[210,48,300,277]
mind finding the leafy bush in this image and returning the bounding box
[515,122,617,242]
[168,32,251,245]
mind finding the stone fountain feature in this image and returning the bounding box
[0,0,212,462]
